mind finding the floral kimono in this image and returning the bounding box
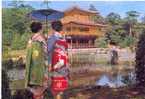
[50,39,70,96]
[25,33,48,99]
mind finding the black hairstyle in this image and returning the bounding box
[51,20,63,32]
[30,22,42,33]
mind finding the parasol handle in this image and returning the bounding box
[45,15,48,36]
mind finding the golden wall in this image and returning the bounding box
[64,26,104,37]
[61,14,90,24]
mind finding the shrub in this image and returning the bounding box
[2,69,11,99]
[12,33,30,50]
[12,89,33,99]
[135,30,145,88]
[2,45,11,60]
[2,59,14,70]
[119,36,136,48]
[95,37,108,48]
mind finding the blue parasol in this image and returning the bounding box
[29,9,64,21]
[28,9,64,33]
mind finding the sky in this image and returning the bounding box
[2,1,145,19]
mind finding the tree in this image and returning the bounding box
[119,36,136,48]
[106,12,121,25]
[105,13,124,46]
[105,12,139,48]
[105,28,123,46]
[11,33,30,50]
[89,4,105,24]
[2,2,33,50]
[95,37,107,48]
[135,30,145,88]
[124,11,140,37]
[3,1,34,35]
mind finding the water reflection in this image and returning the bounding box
[96,71,135,88]
[7,69,25,80]
[6,64,135,88]
[96,74,125,88]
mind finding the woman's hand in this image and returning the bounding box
[43,74,49,88]
[48,65,52,72]
[27,40,32,48]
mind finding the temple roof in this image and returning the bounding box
[64,6,99,15]
[63,21,107,27]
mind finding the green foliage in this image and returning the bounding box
[106,12,121,25]
[2,2,33,50]
[95,37,108,48]
[126,11,140,19]
[89,4,105,24]
[2,32,13,46]
[2,2,145,51]
[124,11,140,37]
[105,27,124,45]
[2,47,11,60]
[93,15,105,24]
[11,34,21,50]
[11,33,30,50]
[2,59,14,70]
[119,36,136,48]
[20,33,30,49]
[2,7,32,35]
[105,29,136,48]
[135,30,145,88]
[105,11,141,48]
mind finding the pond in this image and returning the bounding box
[5,49,135,89]
[7,69,25,81]
[71,64,135,88]
[7,64,135,91]
[96,71,136,88]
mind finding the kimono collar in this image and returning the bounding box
[54,32,62,38]
[31,33,46,44]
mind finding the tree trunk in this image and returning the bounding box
[129,25,132,37]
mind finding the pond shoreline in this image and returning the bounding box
[64,85,145,99]
[8,64,135,91]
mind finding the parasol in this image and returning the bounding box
[28,9,64,33]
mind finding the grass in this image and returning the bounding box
[3,49,26,61]
[70,52,108,66]
[4,49,108,64]
[10,79,25,89]
[10,50,26,58]
[9,79,25,95]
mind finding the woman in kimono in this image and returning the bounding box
[25,22,48,99]
[47,21,70,98]
[108,42,119,65]
[51,39,70,98]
